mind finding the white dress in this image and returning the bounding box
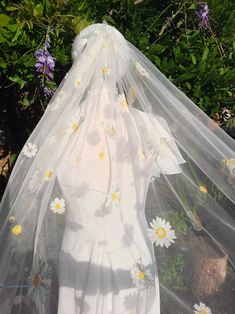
[56,86,185,314]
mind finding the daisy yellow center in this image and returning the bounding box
[75,79,81,87]
[107,127,115,135]
[130,311,137,314]
[121,99,128,107]
[199,185,208,193]
[99,152,105,160]
[155,227,167,239]
[11,224,23,236]
[102,67,109,74]
[71,123,79,130]
[137,271,145,280]
[111,192,119,201]
[131,87,137,98]
[33,273,41,287]
[45,170,53,180]
[55,202,62,209]
[139,150,146,158]
[199,311,206,314]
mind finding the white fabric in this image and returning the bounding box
[0,22,234,314]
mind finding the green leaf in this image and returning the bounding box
[191,54,197,65]
[22,96,30,107]
[33,4,43,18]
[186,82,191,90]
[6,6,19,11]
[6,24,18,32]
[8,75,26,89]
[0,14,11,27]
[12,27,22,42]
[188,3,196,10]
[0,31,6,43]
[152,44,167,54]
[0,59,7,69]
[202,47,209,62]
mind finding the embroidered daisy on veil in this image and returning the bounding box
[22,142,38,158]
[147,216,177,248]
[65,114,84,136]
[105,185,120,209]
[130,258,154,289]
[193,302,212,314]
[27,258,51,307]
[116,93,129,110]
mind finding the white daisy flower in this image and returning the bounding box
[104,122,116,138]
[221,158,235,176]
[193,302,212,314]
[50,198,65,214]
[134,61,149,78]
[105,186,120,209]
[110,189,120,203]
[27,167,54,194]
[101,63,111,76]
[127,86,137,105]
[22,142,38,158]
[27,258,51,307]
[130,260,154,289]
[116,94,128,110]
[44,169,53,181]
[148,217,176,248]
[65,115,84,136]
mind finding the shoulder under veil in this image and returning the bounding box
[0,22,234,314]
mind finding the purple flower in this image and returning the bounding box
[196,3,210,29]
[35,50,55,76]
[43,86,54,97]
[34,34,56,97]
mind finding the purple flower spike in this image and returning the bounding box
[196,3,210,29]
[34,33,56,97]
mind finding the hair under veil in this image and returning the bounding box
[0,22,234,314]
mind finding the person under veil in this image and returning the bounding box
[0,22,234,314]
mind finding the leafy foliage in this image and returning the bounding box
[0,0,234,172]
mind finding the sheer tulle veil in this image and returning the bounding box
[0,22,234,314]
